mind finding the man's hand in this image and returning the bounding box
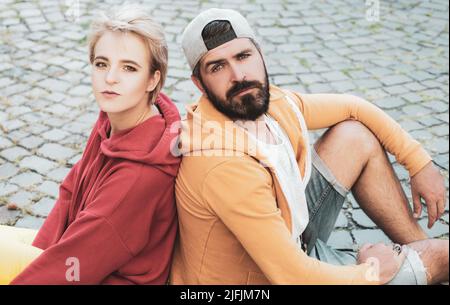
[357,243,408,284]
[410,161,447,228]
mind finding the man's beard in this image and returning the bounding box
[200,67,270,121]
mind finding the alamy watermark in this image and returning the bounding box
[366,0,380,22]
[64,0,80,22]
[66,257,80,282]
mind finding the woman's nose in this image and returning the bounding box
[105,67,119,84]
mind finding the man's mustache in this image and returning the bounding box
[226,80,264,100]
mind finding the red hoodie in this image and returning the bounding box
[12,93,181,284]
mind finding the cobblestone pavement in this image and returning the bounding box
[0,0,448,250]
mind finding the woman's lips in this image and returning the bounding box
[101,91,120,99]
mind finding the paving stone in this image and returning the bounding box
[418,218,449,238]
[20,156,58,174]
[15,215,45,230]
[427,137,450,154]
[423,100,448,113]
[9,171,43,187]
[1,119,26,131]
[420,116,445,129]
[353,229,391,245]
[374,97,406,109]
[0,182,19,196]
[335,211,348,228]
[399,120,424,131]
[327,230,354,250]
[8,191,35,209]
[402,105,432,116]
[41,129,70,141]
[380,75,411,86]
[0,146,31,162]
[352,209,377,228]
[37,180,60,198]
[308,83,333,93]
[0,205,21,225]
[38,143,76,161]
[0,137,13,150]
[47,167,71,182]
[442,214,449,223]
[321,71,349,82]
[18,136,44,149]
[31,197,55,217]
[0,162,19,180]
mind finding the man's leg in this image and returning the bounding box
[407,239,449,284]
[313,121,449,284]
[314,120,427,244]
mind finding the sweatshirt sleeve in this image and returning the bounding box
[290,92,432,177]
[32,161,81,249]
[201,159,378,285]
[12,165,166,285]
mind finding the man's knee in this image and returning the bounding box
[324,120,381,156]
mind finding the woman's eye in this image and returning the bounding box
[124,65,137,72]
[95,62,107,68]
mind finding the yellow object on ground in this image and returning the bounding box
[0,225,43,285]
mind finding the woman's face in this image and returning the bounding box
[91,31,160,114]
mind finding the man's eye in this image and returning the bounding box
[124,65,137,72]
[238,53,250,60]
[211,64,223,73]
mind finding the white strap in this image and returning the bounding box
[284,92,312,185]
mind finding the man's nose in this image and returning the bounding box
[229,63,246,82]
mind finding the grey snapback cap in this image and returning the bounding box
[181,8,257,71]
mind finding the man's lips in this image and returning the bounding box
[230,86,256,98]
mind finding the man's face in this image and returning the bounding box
[195,38,270,121]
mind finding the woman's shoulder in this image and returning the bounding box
[108,160,175,186]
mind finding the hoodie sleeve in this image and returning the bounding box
[289,92,432,177]
[11,165,171,284]
[202,158,377,285]
[32,161,81,250]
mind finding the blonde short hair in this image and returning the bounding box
[88,4,168,105]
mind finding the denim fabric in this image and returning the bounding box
[302,147,427,285]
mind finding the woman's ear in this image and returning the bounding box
[147,70,161,92]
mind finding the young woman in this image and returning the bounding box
[0,4,180,284]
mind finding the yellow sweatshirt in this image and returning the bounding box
[170,85,432,285]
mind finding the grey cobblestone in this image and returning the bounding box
[37,180,60,198]
[327,230,354,250]
[352,209,377,228]
[0,146,31,162]
[31,197,55,217]
[14,215,45,230]
[0,205,21,225]
[0,162,19,180]
[9,171,43,187]
[38,143,76,161]
[353,229,391,245]
[8,191,34,209]
[19,156,58,174]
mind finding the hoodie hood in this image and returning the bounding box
[95,92,181,177]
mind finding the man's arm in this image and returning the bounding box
[202,158,384,284]
[291,92,446,228]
